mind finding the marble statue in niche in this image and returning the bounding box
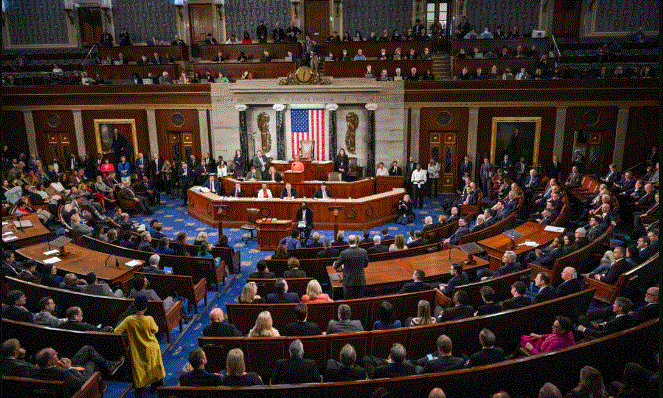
[345,112,359,154]
[257,112,272,153]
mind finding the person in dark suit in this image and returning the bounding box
[313,182,333,199]
[407,230,429,247]
[120,181,152,214]
[532,272,556,303]
[60,306,112,332]
[179,348,223,386]
[294,202,313,243]
[203,175,222,195]
[443,218,470,246]
[366,235,389,254]
[136,232,156,253]
[325,343,367,381]
[202,308,242,337]
[333,235,369,299]
[248,261,275,278]
[546,155,562,180]
[265,278,300,303]
[467,328,505,367]
[317,239,340,258]
[439,264,469,297]
[283,257,306,278]
[399,269,434,294]
[1,251,22,279]
[334,149,349,179]
[283,303,321,336]
[1,338,36,377]
[404,156,417,196]
[630,286,658,324]
[389,161,403,176]
[229,182,244,198]
[555,267,584,297]
[17,260,39,284]
[327,304,364,334]
[417,335,465,374]
[459,155,473,181]
[264,165,282,182]
[280,183,298,199]
[437,290,474,322]
[590,246,631,285]
[475,286,503,316]
[577,297,633,338]
[136,175,160,206]
[271,339,321,384]
[252,150,270,179]
[363,343,416,379]
[1,290,32,323]
[500,281,532,310]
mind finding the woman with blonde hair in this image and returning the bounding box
[566,366,606,398]
[238,281,264,303]
[248,311,279,337]
[301,279,333,303]
[409,299,436,327]
[221,348,263,386]
[161,160,173,197]
[389,233,408,252]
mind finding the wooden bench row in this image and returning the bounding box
[247,277,313,299]
[586,252,660,303]
[4,276,183,344]
[203,289,596,376]
[3,371,104,398]
[159,318,658,398]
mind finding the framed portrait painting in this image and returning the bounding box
[490,117,542,166]
[93,119,138,162]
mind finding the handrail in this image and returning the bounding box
[551,35,561,58]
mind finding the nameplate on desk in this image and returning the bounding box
[519,241,538,247]
[3,235,17,241]
[43,249,60,256]
[125,260,142,267]
[43,257,61,264]
[2,231,13,236]
[544,225,565,233]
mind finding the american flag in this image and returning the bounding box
[290,108,325,160]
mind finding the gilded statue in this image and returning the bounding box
[345,112,358,154]
[257,112,272,153]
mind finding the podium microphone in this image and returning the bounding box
[104,252,112,267]
[115,255,120,268]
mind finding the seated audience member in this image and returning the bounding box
[313,182,333,199]
[611,361,658,398]
[373,301,402,330]
[317,238,340,258]
[2,290,33,322]
[272,244,289,260]
[407,230,429,247]
[467,328,505,367]
[249,311,280,337]
[265,278,300,303]
[283,303,321,336]
[271,339,321,384]
[538,382,563,398]
[565,365,607,398]
[630,286,658,323]
[408,299,436,327]
[279,182,298,199]
[221,348,263,386]
[500,281,532,310]
[332,231,346,246]
[248,261,275,279]
[437,290,474,322]
[475,286,503,316]
[353,49,366,61]
[60,306,113,332]
[257,183,273,198]
[301,279,332,303]
[179,348,223,386]
[326,343,368,381]
[367,235,389,254]
[400,269,434,294]
[32,296,65,327]
[589,246,631,284]
[202,308,242,337]
[479,251,522,280]
[439,263,469,297]
[531,272,556,303]
[555,267,584,297]
[17,260,39,283]
[137,231,155,252]
[327,304,363,334]
[2,338,36,377]
[389,233,408,251]
[283,257,306,278]
[577,296,633,338]
[417,334,465,374]
[128,274,176,310]
[238,281,265,304]
[520,316,575,355]
[81,271,116,297]
[2,250,22,278]
[362,343,416,378]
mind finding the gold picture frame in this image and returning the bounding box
[93,119,139,158]
[490,117,542,167]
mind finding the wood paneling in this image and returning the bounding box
[189,3,215,44]
[81,110,149,157]
[155,109,202,160]
[323,59,433,78]
[551,0,582,37]
[304,0,330,41]
[190,61,297,80]
[1,111,28,159]
[624,106,658,170]
[86,64,179,81]
[192,42,300,60]
[561,106,618,177]
[32,110,77,163]
[97,45,188,62]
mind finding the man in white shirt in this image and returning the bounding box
[257,183,273,198]
[411,163,427,209]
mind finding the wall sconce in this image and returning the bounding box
[291,0,300,19]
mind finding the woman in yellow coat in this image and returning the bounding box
[115,295,165,394]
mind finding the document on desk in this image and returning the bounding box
[544,225,565,233]
[43,249,60,256]
[43,257,61,264]
[125,260,142,267]
[3,235,17,241]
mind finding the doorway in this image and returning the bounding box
[79,7,103,46]
[188,3,215,44]
[167,132,195,165]
[304,0,330,41]
[43,132,75,164]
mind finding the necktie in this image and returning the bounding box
[235,189,238,198]
[262,189,265,197]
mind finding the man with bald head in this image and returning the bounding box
[555,267,583,297]
[630,286,658,323]
[429,387,447,398]
[202,307,242,337]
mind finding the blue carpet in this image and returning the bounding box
[103,193,453,397]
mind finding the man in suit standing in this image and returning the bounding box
[271,340,321,384]
[459,155,473,183]
[134,152,147,180]
[294,201,313,243]
[327,304,364,334]
[404,156,417,196]
[188,155,203,185]
[283,304,321,336]
[313,182,332,199]
[252,150,270,179]
[500,154,513,180]
[149,153,162,191]
[179,348,222,386]
[546,154,562,180]
[333,235,369,299]
[479,157,493,197]
[178,162,193,206]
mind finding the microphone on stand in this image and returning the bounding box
[115,255,120,268]
[104,252,112,267]
[447,242,452,261]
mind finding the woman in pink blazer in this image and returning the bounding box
[520,315,575,355]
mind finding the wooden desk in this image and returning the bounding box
[451,38,550,55]
[190,61,297,80]
[191,42,301,61]
[256,219,295,251]
[220,177,374,199]
[321,40,432,59]
[376,175,404,193]
[86,64,179,80]
[453,58,537,75]
[477,222,563,269]
[323,59,433,78]
[2,214,50,248]
[16,243,143,290]
[97,44,188,61]
[327,247,489,298]
[188,187,404,230]
[270,160,333,182]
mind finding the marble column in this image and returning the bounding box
[146,109,158,155]
[613,106,629,170]
[198,109,210,157]
[326,103,338,160]
[235,104,249,171]
[72,110,86,157]
[467,107,479,161]
[553,107,567,159]
[365,103,378,176]
[23,110,37,155]
[273,104,286,160]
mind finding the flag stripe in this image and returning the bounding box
[291,109,325,161]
